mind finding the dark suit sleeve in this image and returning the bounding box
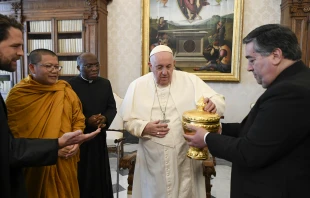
[9,132,58,168]
[206,82,310,168]
[1,94,58,169]
[221,123,240,137]
[103,81,117,128]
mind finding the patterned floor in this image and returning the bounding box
[109,144,232,198]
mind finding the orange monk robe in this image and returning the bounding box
[6,75,85,198]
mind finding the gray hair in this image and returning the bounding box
[243,24,301,60]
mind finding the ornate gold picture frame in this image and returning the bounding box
[142,0,244,81]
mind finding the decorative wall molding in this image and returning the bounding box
[11,1,21,20]
[303,5,310,12]
[85,0,98,20]
[289,0,310,14]
[290,4,310,14]
[22,1,84,10]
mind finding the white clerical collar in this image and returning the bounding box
[80,75,93,83]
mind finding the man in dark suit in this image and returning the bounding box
[0,13,101,198]
[69,52,116,198]
[184,24,310,198]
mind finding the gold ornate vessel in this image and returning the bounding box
[182,97,220,160]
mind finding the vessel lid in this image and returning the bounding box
[182,97,220,124]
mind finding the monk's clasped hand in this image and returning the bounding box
[88,114,106,128]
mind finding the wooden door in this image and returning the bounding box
[281,0,310,67]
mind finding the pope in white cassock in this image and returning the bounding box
[120,45,225,198]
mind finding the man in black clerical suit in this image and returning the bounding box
[184,24,310,198]
[0,14,101,198]
[69,52,116,198]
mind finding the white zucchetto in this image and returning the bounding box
[150,45,173,57]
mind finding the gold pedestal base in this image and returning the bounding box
[187,146,208,160]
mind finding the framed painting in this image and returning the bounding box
[142,0,244,81]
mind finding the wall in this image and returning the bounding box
[107,0,282,122]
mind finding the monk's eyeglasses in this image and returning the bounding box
[37,64,63,72]
[83,63,100,69]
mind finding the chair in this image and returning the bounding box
[106,93,126,198]
[120,152,216,198]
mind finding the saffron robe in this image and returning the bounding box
[120,70,225,198]
[6,75,85,198]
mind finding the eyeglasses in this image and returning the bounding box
[83,63,100,69]
[37,64,63,72]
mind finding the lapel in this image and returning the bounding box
[238,104,259,137]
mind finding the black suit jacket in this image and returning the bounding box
[0,94,58,198]
[206,61,310,198]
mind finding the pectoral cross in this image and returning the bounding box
[160,113,170,123]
